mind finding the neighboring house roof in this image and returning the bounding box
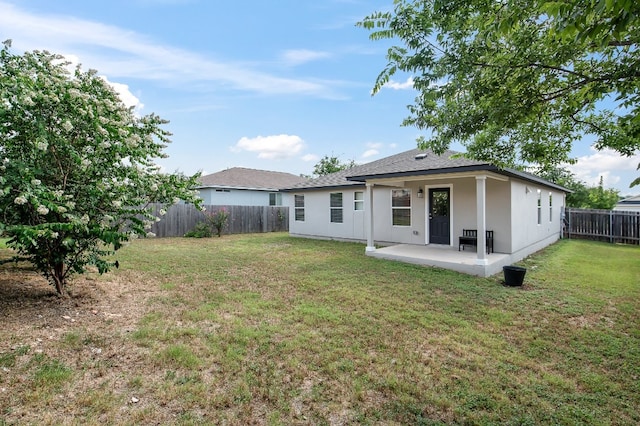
[197,167,308,191]
[615,195,640,206]
[284,148,570,192]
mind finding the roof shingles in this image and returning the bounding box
[283,148,569,193]
[197,167,308,191]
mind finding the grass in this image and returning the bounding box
[1,234,639,424]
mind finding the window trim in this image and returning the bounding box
[294,194,305,222]
[537,189,542,225]
[391,188,411,227]
[269,192,282,206]
[354,191,364,211]
[330,192,343,223]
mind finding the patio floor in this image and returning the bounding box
[367,244,513,277]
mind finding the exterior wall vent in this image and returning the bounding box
[415,153,428,160]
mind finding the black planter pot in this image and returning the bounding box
[503,265,526,286]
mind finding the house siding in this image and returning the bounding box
[288,188,367,241]
[198,188,289,206]
[509,180,565,255]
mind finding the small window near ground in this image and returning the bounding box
[354,191,364,211]
[392,189,411,226]
[294,194,305,221]
[330,192,343,223]
[549,193,553,222]
[269,192,282,206]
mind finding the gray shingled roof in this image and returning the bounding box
[283,148,569,192]
[283,149,486,190]
[197,167,308,191]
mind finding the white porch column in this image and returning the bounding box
[475,176,488,265]
[365,183,376,252]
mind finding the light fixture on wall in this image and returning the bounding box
[417,188,424,198]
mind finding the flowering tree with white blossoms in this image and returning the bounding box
[0,41,202,295]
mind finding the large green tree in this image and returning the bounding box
[312,154,356,176]
[0,41,201,295]
[359,0,640,185]
[539,167,620,208]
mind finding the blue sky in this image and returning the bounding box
[1,0,638,195]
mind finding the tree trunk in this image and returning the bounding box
[52,262,65,296]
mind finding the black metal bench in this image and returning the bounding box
[459,229,494,254]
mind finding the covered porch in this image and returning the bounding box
[366,243,512,277]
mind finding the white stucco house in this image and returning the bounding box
[196,167,308,206]
[283,149,570,277]
[614,195,640,211]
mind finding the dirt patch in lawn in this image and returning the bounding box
[0,263,167,424]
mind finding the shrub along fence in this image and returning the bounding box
[149,204,289,237]
[563,207,640,245]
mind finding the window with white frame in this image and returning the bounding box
[269,192,282,206]
[294,194,305,221]
[354,191,364,211]
[549,193,553,222]
[330,192,343,223]
[537,189,542,225]
[391,189,411,226]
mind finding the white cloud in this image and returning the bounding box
[302,154,319,162]
[281,49,331,66]
[0,2,339,98]
[101,77,144,113]
[362,149,379,158]
[568,148,640,189]
[383,77,414,90]
[232,134,305,160]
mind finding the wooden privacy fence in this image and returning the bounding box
[563,207,640,245]
[149,204,289,237]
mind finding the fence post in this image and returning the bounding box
[609,210,613,244]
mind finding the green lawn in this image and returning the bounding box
[1,234,639,424]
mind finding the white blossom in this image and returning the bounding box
[159,208,167,216]
[146,232,156,238]
[150,183,158,192]
[37,205,49,215]
[57,206,67,214]
[22,95,35,106]
[14,196,28,205]
[51,232,59,239]
[112,200,122,208]
[36,140,48,151]
[61,121,73,132]
[80,214,89,225]
[82,159,91,168]
[31,179,41,186]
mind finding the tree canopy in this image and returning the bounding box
[312,154,356,176]
[0,41,201,295]
[358,0,640,185]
